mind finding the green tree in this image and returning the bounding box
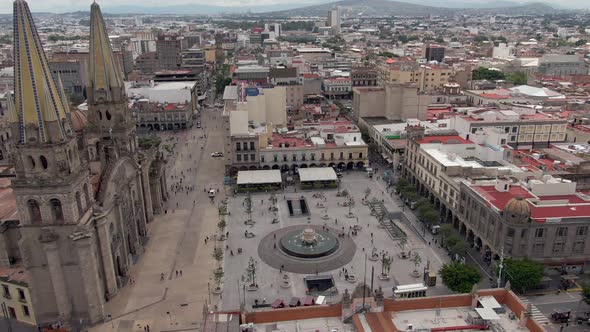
[440,262,482,293]
[449,240,467,258]
[474,35,489,43]
[212,247,223,262]
[506,72,527,85]
[472,67,505,81]
[395,178,412,193]
[445,234,461,248]
[281,21,315,31]
[575,39,588,46]
[419,206,439,225]
[378,51,397,58]
[440,224,454,239]
[504,259,543,292]
[582,283,590,305]
[215,77,232,95]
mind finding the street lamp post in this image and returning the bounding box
[497,247,504,288]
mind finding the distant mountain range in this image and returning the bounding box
[6,0,563,16]
[261,0,558,17]
[99,3,319,15]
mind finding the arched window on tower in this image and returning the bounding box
[49,199,64,223]
[75,192,83,217]
[27,199,42,224]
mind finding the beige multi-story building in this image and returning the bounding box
[285,84,304,110]
[225,124,369,175]
[258,138,368,172]
[230,133,264,171]
[322,77,352,99]
[133,100,193,131]
[232,85,287,126]
[403,127,590,271]
[352,84,430,121]
[377,61,453,92]
[0,267,36,326]
[450,107,568,148]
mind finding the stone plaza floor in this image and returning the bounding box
[218,171,452,310]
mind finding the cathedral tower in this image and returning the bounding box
[11,0,103,325]
[86,1,137,165]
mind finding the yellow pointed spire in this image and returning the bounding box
[6,93,18,124]
[88,1,123,103]
[56,73,71,114]
[13,0,69,143]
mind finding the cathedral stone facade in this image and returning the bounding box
[0,0,168,327]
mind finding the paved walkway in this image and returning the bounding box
[89,107,225,332]
[219,171,452,310]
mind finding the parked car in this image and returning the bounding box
[211,152,223,157]
[551,308,571,323]
[208,190,216,198]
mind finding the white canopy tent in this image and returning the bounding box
[298,167,337,182]
[237,170,282,185]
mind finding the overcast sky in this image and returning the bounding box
[1,0,589,14]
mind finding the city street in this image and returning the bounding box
[89,104,226,332]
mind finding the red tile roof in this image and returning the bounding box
[471,184,590,222]
[417,135,472,145]
[479,93,509,99]
[472,185,534,211]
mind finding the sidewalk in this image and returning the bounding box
[88,108,225,332]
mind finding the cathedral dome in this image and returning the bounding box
[503,195,531,224]
[70,109,88,132]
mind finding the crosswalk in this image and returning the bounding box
[519,296,550,325]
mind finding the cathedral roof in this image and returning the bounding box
[88,1,124,103]
[13,0,71,143]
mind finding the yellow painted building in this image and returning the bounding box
[0,267,36,326]
[377,61,453,92]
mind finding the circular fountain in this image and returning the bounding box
[279,227,339,258]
